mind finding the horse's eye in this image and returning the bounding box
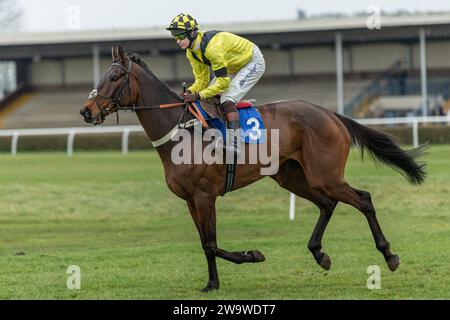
[111,76,118,81]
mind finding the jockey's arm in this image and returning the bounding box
[197,46,230,99]
[187,51,210,94]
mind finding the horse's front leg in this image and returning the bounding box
[187,196,220,292]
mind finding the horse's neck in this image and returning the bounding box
[135,72,184,152]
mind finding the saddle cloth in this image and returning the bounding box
[193,98,266,144]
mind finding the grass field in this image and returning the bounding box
[0,146,449,300]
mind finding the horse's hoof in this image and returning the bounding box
[318,253,331,270]
[247,250,265,263]
[387,254,400,272]
[200,283,219,293]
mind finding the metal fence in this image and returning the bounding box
[0,125,144,156]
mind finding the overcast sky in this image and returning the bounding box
[17,0,450,32]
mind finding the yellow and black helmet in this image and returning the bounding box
[166,13,199,34]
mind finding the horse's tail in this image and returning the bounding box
[334,112,426,185]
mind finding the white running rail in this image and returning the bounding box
[0,125,144,156]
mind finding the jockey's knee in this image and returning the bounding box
[222,100,237,114]
[226,112,239,123]
[222,101,239,123]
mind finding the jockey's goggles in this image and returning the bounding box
[171,30,189,41]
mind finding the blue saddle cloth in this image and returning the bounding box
[193,101,266,144]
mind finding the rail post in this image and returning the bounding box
[289,193,296,221]
[67,129,76,156]
[11,132,19,156]
[412,119,419,148]
[122,127,131,155]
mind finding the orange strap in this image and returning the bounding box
[158,101,208,128]
[160,102,186,109]
[188,102,209,129]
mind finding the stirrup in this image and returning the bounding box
[226,129,241,155]
[214,136,241,156]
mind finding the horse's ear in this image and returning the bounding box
[117,44,127,63]
[111,45,118,61]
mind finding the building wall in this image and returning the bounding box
[261,49,291,76]
[351,43,409,71]
[293,46,340,74]
[138,54,175,80]
[412,40,450,69]
[28,59,63,86]
[64,58,93,85]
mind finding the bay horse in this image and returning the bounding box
[80,45,426,292]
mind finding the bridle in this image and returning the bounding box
[89,59,189,124]
[87,59,203,146]
[88,60,135,123]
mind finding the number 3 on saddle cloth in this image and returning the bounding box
[190,99,266,144]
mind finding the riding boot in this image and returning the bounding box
[221,102,241,156]
[215,102,242,156]
[226,119,241,156]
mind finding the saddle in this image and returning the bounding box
[184,97,261,197]
[187,97,255,128]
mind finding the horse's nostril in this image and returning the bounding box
[81,109,91,118]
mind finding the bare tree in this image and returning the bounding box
[0,0,22,30]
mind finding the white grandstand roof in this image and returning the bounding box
[1,13,450,46]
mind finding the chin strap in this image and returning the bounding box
[187,30,198,45]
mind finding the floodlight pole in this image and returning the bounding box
[335,32,344,116]
[93,45,100,88]
[419,28,428,117]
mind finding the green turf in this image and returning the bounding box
[0,145,449,299]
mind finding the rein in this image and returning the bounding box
[117,102,186,112]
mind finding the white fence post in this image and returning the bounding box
[11,132,19,156]
[412,120,419,148]
[67,129,76,156]
[289,193,296,221]
[122,127,131,155]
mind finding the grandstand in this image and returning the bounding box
[0,13,449,130]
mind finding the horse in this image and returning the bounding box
[80,45,426,292]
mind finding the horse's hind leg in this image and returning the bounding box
[307,200,337,270]
[321,183,400,271]
[351,187,400,271]
[296,124,399,271]
[272,160,338,270]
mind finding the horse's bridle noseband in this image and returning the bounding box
[89,60,134,122]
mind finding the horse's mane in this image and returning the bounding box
[126,52,181,101]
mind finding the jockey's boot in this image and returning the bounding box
[225,119,241,156]
[215,102,241,156]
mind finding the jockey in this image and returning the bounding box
[166,13,266,154]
